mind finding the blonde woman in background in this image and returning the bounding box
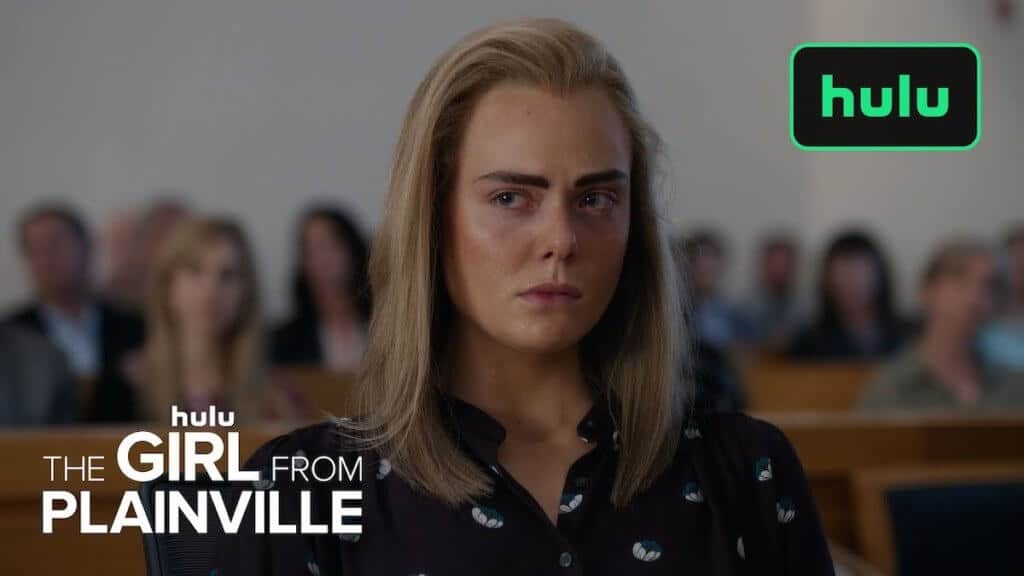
[140,217,300,422]
[860,239,1024,412]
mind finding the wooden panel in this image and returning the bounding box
[757,412,1024,475]
[272,368,358,419]
[743,360,876,412]
[850,463,1024,575]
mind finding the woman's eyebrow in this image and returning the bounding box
[475,169,627,189]
[476,171,550,188]
[574,169,627,188]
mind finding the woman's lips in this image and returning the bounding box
[518,283,582,307]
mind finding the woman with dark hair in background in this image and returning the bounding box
[787,229,905,361]
[271,205,371,372]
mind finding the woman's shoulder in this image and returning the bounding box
[857,348,927,409]
[689,411,796,458]
[679,411,835,571]
[243,419,373,471]
[678,410,808,487]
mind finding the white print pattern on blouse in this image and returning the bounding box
[376,458,392,480]
[755,457,773,482]
[684,425,702,440]
[632,540,663,562]
[306,555,320,576]
[611,430,621,451]
[777,497,796,524]
[682,481,705,503]
[471,506,505,528]
[559,493,583,513]
[490,464,502,477]
[737,536,746,559]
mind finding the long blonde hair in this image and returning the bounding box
[143,217,265,422]
[350,17,687,508]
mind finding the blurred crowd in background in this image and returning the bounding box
[0,196,1022,426]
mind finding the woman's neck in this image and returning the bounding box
[314,287,355,327]
[921,321,977,362]
[178,330,225,405]
[447,321,592,442]
[840,305,878,334]
[917,321,981,404]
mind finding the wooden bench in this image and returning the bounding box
[850,462,1024,574]
[757,411,1024,553]
[743,360,877,411]
[271,367,358,418]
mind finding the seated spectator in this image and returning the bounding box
[139,217,302,422]
[678,229,745,350]
[271,205,371,372]
[101,195,190,313]
[787,228,905,361]
[980,224,1024,371]
[671,232,745,411]
[98,209,140,311]
[0,323,78,426]
[859,239,1024,412]
[740,232,803,350]
[3,202,144,422]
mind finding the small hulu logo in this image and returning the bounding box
[821,74,949,118]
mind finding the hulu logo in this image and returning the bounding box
[820,74,949,118]
[791,44,979,149]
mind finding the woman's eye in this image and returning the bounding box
[494,190,525,208]
[579,191,616,211]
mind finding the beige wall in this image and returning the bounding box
[0,0,1019,318]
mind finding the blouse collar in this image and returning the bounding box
[437,385,619,466]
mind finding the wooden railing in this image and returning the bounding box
[742,358,877,412]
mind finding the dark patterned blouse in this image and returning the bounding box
[213,392,834,575]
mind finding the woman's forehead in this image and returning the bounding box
[456,84,631,179]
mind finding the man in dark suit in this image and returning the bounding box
[0,323,78,426]
[4,202,144,422]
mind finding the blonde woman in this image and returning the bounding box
[860,239,1024,411]
[142,217,295,422]
[217,18,831,575]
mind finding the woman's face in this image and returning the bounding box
[827,252,879,316]
[302,216,352,294]
[444,84,632,354]
[171,237,247,336]
[925,253,995,333]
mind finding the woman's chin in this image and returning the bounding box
[502,326,588,355]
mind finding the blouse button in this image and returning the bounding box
[558,551,573,568]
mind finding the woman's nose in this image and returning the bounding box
[541,202,578,261]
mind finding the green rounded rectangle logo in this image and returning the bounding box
[789,42,981,151]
